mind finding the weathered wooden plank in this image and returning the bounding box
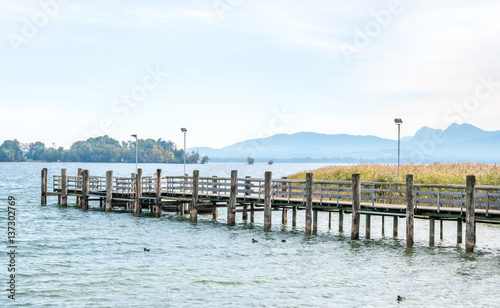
[406,174,414,247]
[264,171,272,231]
[305,173,313,235]
[190,170,199,222]
[41,168,47,205]
[105,170,113,212]
[466,175,475,252]
[227,170,237,226]
[61,168,67,206]
[155,169,162,218]
[351,174,360,240]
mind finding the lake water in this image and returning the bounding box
[1,162,499,307]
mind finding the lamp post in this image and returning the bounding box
[394,118,403,183]
[131,134,138,171]
[181,128,187,175]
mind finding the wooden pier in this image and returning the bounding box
[41,168,500,252]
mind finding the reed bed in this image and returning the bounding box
[288,163,500,186]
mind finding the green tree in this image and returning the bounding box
[201,155,209,164]
[26,142,46,161]
[247,157,255,165]
[0,140,24,162]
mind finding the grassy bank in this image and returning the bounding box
[288,163,500,185]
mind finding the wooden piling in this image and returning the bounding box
[351,174,360,240]
[457,217,463,243]
[305,173,313,235]
[105,170,113,212]
[61,168,67,206]
[406,174,414,247]
[393,216,398,237]
[76,168,82,205]
[190,170,199,222]
[212,206,218,219]
[382,216,385,236]
[81,170,89,210]
[440,220,443,240]
[282,208,288,225]
[292,206,297,227]
[365,214,371,239]
[41,168,47,205]
[264,171,272,231]
[466,175,476,252]
[134,169,142,214]
[155,169,162,218]
[429,217,435,246]
[250,203,254,223]
[313,210,318,234]
[339,210,344,232]
[328,212,332,229]
[227,170,237,226]
[243,205,248,221]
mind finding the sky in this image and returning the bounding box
[1,0,500,150]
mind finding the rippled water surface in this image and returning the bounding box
[1,162,500,307]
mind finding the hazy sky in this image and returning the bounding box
[1,0,500,149]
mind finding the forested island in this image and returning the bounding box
[0,136,208,164]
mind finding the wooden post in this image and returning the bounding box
[328,212,332,229]
[440,220,443,240]
[264,171,272,231]
[41,168,47,205]
[282,208,288,225]
[212,176,218,195]
[212,205,218,219]
[339,210,344,232]
[393,216,398,237]
[313,210,318,234]
[61,168,68,206]
[406,174,414,247]
[351,174,360,240]
[365,214,371,239]
[305,173,313,235]
[190,170,199,222]
[382,216,385,236]
[81,170,89,210]
[292,206,297,228]
[429,218,435,246]
[155,169,162,218]
[243,176,250,221]
[227,170,237,226]
[76,168,82,205]
[465,175,476,252]
[105,170,113,212]
[457,217,463,243]
[242,205,248,221]
[250,203,255,223]
[134,168,142,214]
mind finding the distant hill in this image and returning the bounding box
[190,123,500,163]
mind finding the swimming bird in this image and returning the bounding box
[144,248,150,252]
[252,238,258,243]
[397,295,405,302]
[281,239,286,242]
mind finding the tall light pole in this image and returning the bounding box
[181,128,187,175]
[131,134,138,171]
[394,118,403,183]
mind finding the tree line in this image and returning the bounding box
[0,136,209,163]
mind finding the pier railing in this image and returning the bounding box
[51,174,500,213]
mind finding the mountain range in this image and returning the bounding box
[190,123,500,163]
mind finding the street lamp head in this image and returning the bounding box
[131,134,137,139]
[181,128,187,133]
[394,118,403,125]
